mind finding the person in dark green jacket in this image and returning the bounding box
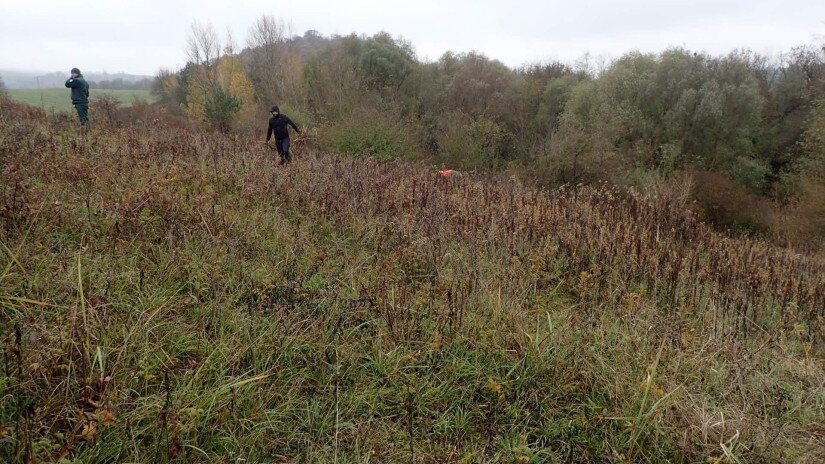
[65,67,90,125]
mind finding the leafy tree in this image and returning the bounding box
[246,15,305,107]
[757,45,825,187]
[183,64,213,124]
[172,22,254,130]
[152,68,187,114]
[204,85,242,132]
[534,74,585,134]
[216,52,255,127]
[553,49,766,185]
[786,96,825,240]
[359,32,415,90]
[432,51,515,118]
[303,34,366,118]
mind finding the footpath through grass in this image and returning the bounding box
[0,99,823,463]
[6,88,155,113]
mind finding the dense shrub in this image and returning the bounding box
[436,114,515,170]
[318,110,417,160]
[204,85,241,132]
[689,171,772,235]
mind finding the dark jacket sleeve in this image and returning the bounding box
[65,78,78,89]
[266,120,273,141]
[287,117,301,133]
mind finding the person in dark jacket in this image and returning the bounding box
[65,67,90,125]
[265,105,301,164]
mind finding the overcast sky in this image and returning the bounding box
[2,0,824,75]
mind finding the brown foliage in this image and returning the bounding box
[2,98,822,348]
[689,171,772,235]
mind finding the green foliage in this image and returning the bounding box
[203,85,241,131]
[320,111,417,160]
[555,49,767,181]
[533,74,584,132]
[359,32,415,90]
[801,98,825,166]
[780,97,825,242]
[302,35,365,118]
[730,155,770,189]
[430,52,516,118]
[176,62,199,104]
[537,80,625,184]
[437,114,515,170]
[152,63,199,115]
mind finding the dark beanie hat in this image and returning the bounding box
[71,67,81,74]
[270,105,279,113]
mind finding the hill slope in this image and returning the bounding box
[0,100,823,463]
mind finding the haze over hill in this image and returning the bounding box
[0,69,153,89]
[2,1,824,75]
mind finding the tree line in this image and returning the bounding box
[152,16,825,247]
[89,77,152,90]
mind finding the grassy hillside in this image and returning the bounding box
[6,88,156,113]
[0,99,823,463]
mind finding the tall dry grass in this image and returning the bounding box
[1,99,823,462]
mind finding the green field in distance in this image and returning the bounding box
[7,88,156,112]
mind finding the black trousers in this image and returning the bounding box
[274,137,291,164]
